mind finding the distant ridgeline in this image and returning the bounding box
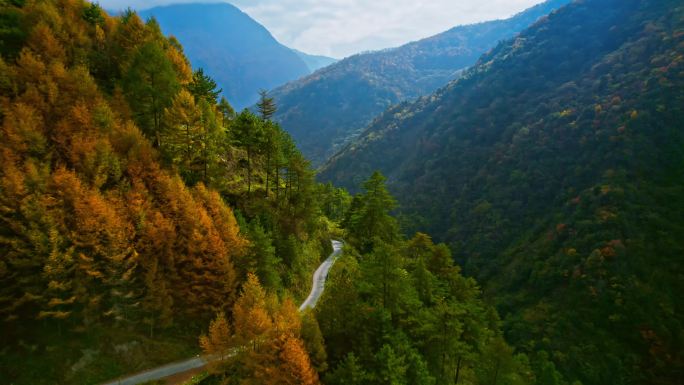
[269,0,572,166]
[138,3,334,110]
[322,0,684,384]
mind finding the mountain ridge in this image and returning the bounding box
[138,2,311,109]
[270,0,572,165]
[320,0,684,383]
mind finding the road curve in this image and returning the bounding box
[299,240,343,311]
[102,240,343,385]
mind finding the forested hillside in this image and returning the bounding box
[199,172,549,385]
[0,1,541,385]
[138,3,311,109]
[321,0,684,384]
[270,0,570,165]
[0,0,330,383]
[293,49,338,73]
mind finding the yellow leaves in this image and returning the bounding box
[201,275,320,384]
[94,25,106,46]
[71,102,94,129]
[278,336,320,385]
[200,312,233,359]
[37,310,71,320]
[597,208,617,222]
[193,183,248,258]
[2,102,46,157]
[166,45,192,84]
[47,296,76,307]
[559,108,573,117]
[16,49,47,85]
[274,298,301,338]
[49,167,133,256]
[28,22,66,62]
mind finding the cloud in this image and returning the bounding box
[98,0,544,58]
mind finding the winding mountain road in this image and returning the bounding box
[299,240,343,311]
[102,240,343,385]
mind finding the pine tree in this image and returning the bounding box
[242,220,282,291]
[232,111,265,193]
[347,171,399,252]
[326,353,368,385]
[232,273,273,349]
[301,311,328,373]
[123,41,180,147]
[218,97,235,127]
[278,336,320,385]
[187,68,221,103]
[257,89,277,121]
[199,312,233,362]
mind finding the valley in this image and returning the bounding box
[0,0,682,385]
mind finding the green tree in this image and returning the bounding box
[347,171,399,252]
[218,97,235,127]
[82,2,105,26]
[233,111,265,193]
[123,41,180,147]
[243,220,282,292]
[326,353,369,385]
[301,311,328,373]
[188,68,221,103]
[257,89,277,121]
[373,344,408,385]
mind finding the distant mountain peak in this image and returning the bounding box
[139,2,310,109]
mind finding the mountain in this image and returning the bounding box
[321,0,684,384]
[139,3,310,110]
[292,49,338,72]
[0,1,334,383]
[270,0,572,165]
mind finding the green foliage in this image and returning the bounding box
[345,171,399,252]
[270,0,571,166]
[0,1,26,59]
[317,173,532,384]
[83,2,104,26]
[322,1,684,384]
[217,97,234,127]
[257,89,276,121]
[241,219,282,292]
[0,1,328,384]
[301,310,328,373]
[123,41,180,146]
[317,183,352,222]
[325,353,369,385]
[188,68,221,104]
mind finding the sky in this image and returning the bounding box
[99,0,545,58]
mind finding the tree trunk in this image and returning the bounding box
[247,146,252,193]
[265,146,271,198]
[492,357,501,385]
[455,356,462,384]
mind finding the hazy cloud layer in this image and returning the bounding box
[100,0,544,58]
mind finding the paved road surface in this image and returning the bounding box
[299,240,343,311]
[102,240,343,385]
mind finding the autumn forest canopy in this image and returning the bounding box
[0,0,682,385]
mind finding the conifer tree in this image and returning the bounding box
[188,68,221,103]
[347,171,399,252]
[218,97,235,127]
[257,89,277,121]
[123,41,180,147]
